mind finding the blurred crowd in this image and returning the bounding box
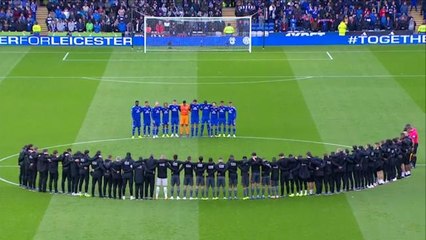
[0,0,37,32]
[236,0,423,32]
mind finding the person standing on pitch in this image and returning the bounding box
[200,100,211,137]
[179,100,190,137]
[311,155,325,195]
[60,149,73,194]
[78,150,91,197]
[249,153,262,199]
[194,156,206,200]
[168,154,183,199]
[323,153,335,194]
[405,124,419,168]
[91,151,105,198]
[37,149,49,193]
[217,101,228,137]
[181,156,195,200]
[287,154,300,197]
[141,101,152,137]
[216,158,228,199]
[261,158,272,198]
[227,155,239,199]
[161,102,170,137]
[134,157,145,200]
[131,100,142,139]
[25,147,37,191]
[205,157,216,199]
[278,153,290,197]
[122,152,135,200]
[18,145,28,187]
[144,155,156,199]
[226,102,237,137]
[169,100,180,137]
[111,156,122,199]
[155,155,169,199]
[152,102,162,138]
[71,151,81,195]
[103,155,113,198]
[190,99,200,137]
[48,150,60,193]
[238,156,250,200]
[270,157,280,198]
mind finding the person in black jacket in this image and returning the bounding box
[103,155,113,198]
[270,157,280,198]
[111,156,122,199]
[374,143,384,185]
[227,155,239,199]
[306,152,315,195]
[155,155,169,200]
[181,156,195,200]
[26,147,38,191]
[344,148,355,191]
[134,157,145,200]
[144,155,156,200]
[48,150,59,193]
[78,150,91,197]
[287,154,299,197]
[298,155,310,196]
[216,158,228,199]
[168,154,182,200]
[122,152,135,200]
[91,151,105,198]
[205,157,217,199]
[194,156,206,200]
[311,155,325,195]
[37,149,49,192]
[278,153,290,197]
[261,159,271,198]
[18,145,28,187]
[249,153,261,199]
[323,153,334,194]
[237,156,250,200]
[61,149,73,194]
[332,151,346,193]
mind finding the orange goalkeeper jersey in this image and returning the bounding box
[180,104,190,116]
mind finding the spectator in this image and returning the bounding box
[86,20,94,32]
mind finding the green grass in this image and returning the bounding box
[0,45,424,240]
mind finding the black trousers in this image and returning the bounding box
[71,174,80,193]
[280,176,291,196]
[144,174,155,198]
[103,175,112,198]
[27,168,36,189]
[135,182,144,199]
[61,169,71,193]
[48,171,58,192]
[353,169,363,189]
[314,176,324,194]
[112,177,122,199]
[38,170,48,192]
[344,171,354,190]
[324,174,334,193]
[122,174,134,196]
[19,164,26,186]
[290,177,300,193]
[334,172,343,192]
[92,173,103,197]
[78,172,89,193]
[299,178,308,191]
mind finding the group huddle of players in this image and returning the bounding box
[17,124,419,200]
[131,99,237,138]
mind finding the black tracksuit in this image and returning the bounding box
[91,157,105,197]
[353,149,364,189]
[111,160,122,199]
[18,148,26,186]
[298,158,310,192]
[48,154,59,193]
[311,157,325,194]
[332,152,346,192]
[122,158,134,197]
[288,157,299,194]
[37,152,49,192]
[144,157,157,199]
[103,159,113,198]
[78,155,90,193]
[60,152,73,194]
[323,155,334,193]
[344,152,355,191]
[26,150,38,190]
[134,160,145,199]
[278,157,290,196]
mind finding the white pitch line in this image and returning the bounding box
[62,52,69,61]
[64,58,330,62]
[0,177,19,186]
[0,165,18,168]
[326,51,334,60]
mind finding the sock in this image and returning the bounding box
[262,187,265,196]
[190,189,193,197]
[267,187,271,196]
[201,188,205,197]
[143,126,146,135]
[191,126,194,136]
[251,187,255,197]
[138,127,141,135]
[243,188,247,197]
[132,127,135,136]
[195,126,198,136]
[183,189,187,197]
[233,127,236,135]
[177,188,180,197]
[256,187,260,196]
[171,186,174,196]
[201,125,204,136]
[228,189,232,197]
[234,189,237,197]
[195,188,199,197]
[147,126,151,135]
[207,125,211,135]
[163,187,167,198]
[155,186,160,199]
[228,126,231,134]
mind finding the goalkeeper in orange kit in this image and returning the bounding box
[180,100,190,137]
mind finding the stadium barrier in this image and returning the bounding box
[0,32,425,46]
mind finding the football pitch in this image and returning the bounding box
[0,45,424,240]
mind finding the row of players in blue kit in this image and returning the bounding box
[131,99,237,138]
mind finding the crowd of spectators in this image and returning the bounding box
[43,0,224,33]
[236,0,422,32]
[0,0,37,32]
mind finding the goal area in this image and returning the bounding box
[143,16,252,53]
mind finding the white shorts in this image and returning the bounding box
[156,178,168,186]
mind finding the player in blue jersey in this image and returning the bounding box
[169,99,180,137]
[151,102,162,138]
[200,100,211,137]
[161,102,170,137]
[210,102,219,137]
[217,101,228,137]
[226,101,237,137]
[131,100,142,139]
[141,101,152,137]
[190,99,200,137]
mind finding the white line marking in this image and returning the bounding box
[0,165,18,168]
[80,76,313,85]
[62,52,69,61]
[64,58,330,62]
[326,51,334,60]
[0,177,19,186]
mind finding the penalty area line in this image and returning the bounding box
[62,52,69,61]
[326,51,334,60]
